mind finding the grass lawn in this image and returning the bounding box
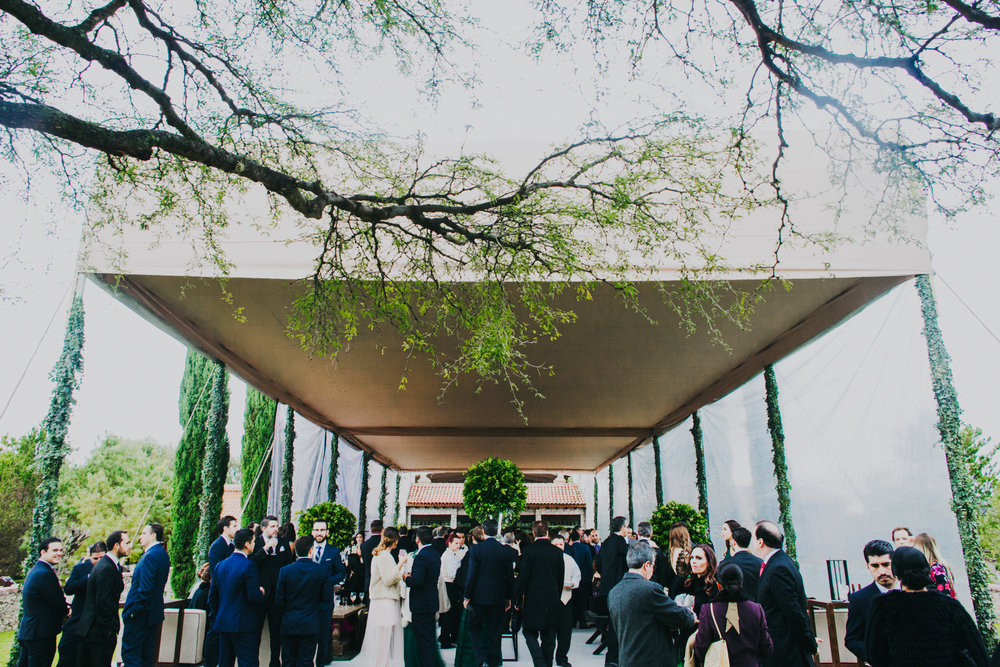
[0,630,12,659]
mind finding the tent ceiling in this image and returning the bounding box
[92,272,910,472]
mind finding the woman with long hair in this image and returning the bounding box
[357,526,408,667]
[866,547,987,666]
[343,531,366,604]
[670,544,720,615]
[913,532,956,598]
[692,563,773,666]
[721,520,742,559]
[669,523,693,573]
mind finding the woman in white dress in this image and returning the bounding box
[357,526,409,667]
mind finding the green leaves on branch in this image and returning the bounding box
[650,502,709,546]
[462,457,527,525]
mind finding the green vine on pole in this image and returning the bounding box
[393,471,402,525]
[627,451,635,522]
[916,275,997,647]
[378,463,388,521]
[691,411,710,535]
[764,364,797,563]
[280,406,295,526]
[358,451,371,531]
[195,360,229,565]
[608,462,615,529]
[653,435,664,507]
[593,476,598,529]
[327,432,340,502]
[9,292,85,667]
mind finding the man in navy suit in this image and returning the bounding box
[122,523,171,667]
[275,536,333,667]
[845,539,896,663]
[16,536,68,667]
[251,515,295,667]
[57,541,106,667]
[753,520,817,667]
[464,518,516,667]
[720,527,763,601]
[211,528,266,667]
[205,515,238,667]
[405,526,441,667]
[310,519,346,666]
[78,530,131,667]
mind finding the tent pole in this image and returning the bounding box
[916,274,997,647]
[359,451,371,532]
[764,364,797,563]
[627,451,635,523]
[327,431,340,503]
[653,435,664,507]
[691,411,710,535]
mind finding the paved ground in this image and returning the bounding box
[339,626,608,665]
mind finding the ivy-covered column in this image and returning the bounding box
[608,462,615,528]
[327,432,340,502]
[691,411,710,533]
[592,477,598,530]
[653,435,664,507]
[358,451,371,531]
[916,275,996,646]
[195,360,229,564]
[280,406,295,526]
[240,387,276,524]
[764,364,797,562]
[378,464,388,521]
[393,471,402,525]
[9,292,85,667]
[627,451,635,523]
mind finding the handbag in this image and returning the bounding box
[702,603,731,667]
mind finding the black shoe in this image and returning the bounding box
[440,642,456,649]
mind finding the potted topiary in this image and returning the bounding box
[649,501,710,547]
[297,502,357,550]
[462,457,527,526]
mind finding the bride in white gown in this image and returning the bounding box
[357,527,409,666]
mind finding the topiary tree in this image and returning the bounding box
[462,457,527,525]
[649,501,709,547]
[297,502,356,550]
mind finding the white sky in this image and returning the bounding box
[0,2,997,462]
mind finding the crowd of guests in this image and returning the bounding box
[13,512,999,667]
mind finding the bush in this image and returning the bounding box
[463,458,527,524]
[649,501,709,546]
[297,502,356,550]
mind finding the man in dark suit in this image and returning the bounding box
[206,516,238,667]
[721,527,763,601]
[16,536,68,667]
[845,539,896,663]
[595,516,628,666]
[566,530,592,629]
[251,515,295,667]
[634,522,672,589]
[607,542,695,667]
[514,521,564,667]
[78,531,131,667]
[359,519,383,604]
[430,525,449,555]
[397,525,416,554]
[404,526,442,667]
[57,541,106,667]
[753,520,817,667]
[464,518,516,667]
[121,523,171,667]
[311,519,346,666]
[211,528,266,667]
[275,536,333,667]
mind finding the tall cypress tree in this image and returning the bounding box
[195,360,230,565]
[169,349,214,597]
[241,388,277,524]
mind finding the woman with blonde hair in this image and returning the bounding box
[669,523,693,573]
[357,526,409,666]
[913,532,956,598]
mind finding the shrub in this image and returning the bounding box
[463,458,527,524]
[649,501,709,546]
[297,502,356,550]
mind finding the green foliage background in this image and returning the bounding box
[195,360,230,566]
[169,349,213,597]
[297,502,356,550]
[0,431,41,577]
[462,458,527,524]
[650,501,709,546]
[241,388,277,524]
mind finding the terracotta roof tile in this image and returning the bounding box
[407,482,584,508]
[221,483,243,523]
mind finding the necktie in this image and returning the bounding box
[759,561,766,576]
[315,545,323,563]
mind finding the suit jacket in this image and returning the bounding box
[210,551,265,633]
[722,550,763,601]
[275,557,332,634]
[208,536,235,574]
[17,560,67,640]
[250,534,294,605]
[596,533,628,597]
[123,542,171,625]
[397,534,416,554]
[431,537,447,555]
[567,542,593,583]
[360,534,380,592]
[513,539,564,630]
[406,546,441,615]
[464,537,516,607]
[693,599,773,667]
[844,581,882,662]
[78,555,125,639]
[313,541,346,611]
[757,550,817,667]
[62,558,94,637]
[608,572,695,667]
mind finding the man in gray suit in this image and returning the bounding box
[608,542,695,667]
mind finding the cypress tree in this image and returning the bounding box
[280,407,295,525]
[240,388,277,525]
[168,349,213,597]
[195,360,230,565]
